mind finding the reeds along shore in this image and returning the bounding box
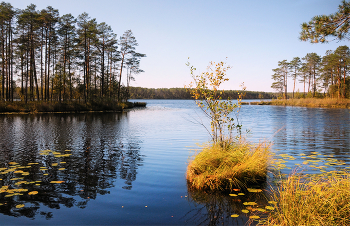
[263,171,350,226]
[249,98,350,108]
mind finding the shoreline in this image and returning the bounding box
[0,101,146,115]
[243,98,350,109]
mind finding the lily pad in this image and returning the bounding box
[15,204,25,208]
[243,202,257,206]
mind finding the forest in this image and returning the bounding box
[272,45,350,99]
[129,87,277,99]
[0,2,145,104]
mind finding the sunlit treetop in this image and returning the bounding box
[300,0,350,43]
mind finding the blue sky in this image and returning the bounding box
[10,0,347,92]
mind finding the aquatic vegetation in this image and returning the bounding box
[262,171,350,226]
[186,141,271,190]
[0,149,71,212]
[258,98,350,109]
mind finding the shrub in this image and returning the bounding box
[185,60,245,145]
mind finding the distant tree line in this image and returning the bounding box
[0,2,145,104]
[129,87,276,100]
[271,45,350,99]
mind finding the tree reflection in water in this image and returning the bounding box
[184,186,269,226]
[0,112,143,219]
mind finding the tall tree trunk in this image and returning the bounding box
[337,67,341,98]
[33,49,40,101]
[25,47,29,103]
[109,51,112,98]
[21,54,24,99]
[118,53,125,102]
[86,38,90,102]
[41,28,44,100]
[47,26,51,101]
[83,27,87,103]
[44,27,48,100]
[343,65,347,98]
[1,24,5,100]
[10,23,13,102]
[68,52,72,100]
[313,67,316,97]
[101,38,105,96]
[5,24,8,101]
[303,76,306,96]
[63,30,67,102]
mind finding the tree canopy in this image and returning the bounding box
[0,2,145,104]
[271,46,350,98]
[300,0,350,43]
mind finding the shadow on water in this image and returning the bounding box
[0,112,143,219]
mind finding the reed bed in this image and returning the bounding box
[265,98,350,108]
[263,171,350,226]
[186,141,271,191]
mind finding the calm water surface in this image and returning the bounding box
[0,99,349,225]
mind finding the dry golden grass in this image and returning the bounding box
[263,171,350,226]
[267,98,350,108]
[186,141,271,191]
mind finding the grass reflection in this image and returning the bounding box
[185,185,270,225]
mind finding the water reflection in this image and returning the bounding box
[184,187,269,226]
[266,107,350,168]
[0,113,143,219]
[0,101,349,224]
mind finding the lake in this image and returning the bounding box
[0,99,349,225]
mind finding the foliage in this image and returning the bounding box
[289,57,301,98]
[186,61,245,144]
[271,60,289,99]
[264,171,350,226]
[300,0,350,43]
[186,141,271,191]
[303,53,321,97]
[272,45,350,99]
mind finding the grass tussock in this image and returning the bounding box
[264,171,350,226]
[265,98,350,108]
[186,141,271,191]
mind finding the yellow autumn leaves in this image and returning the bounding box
[39,149,72,158]
[229,187,276,220]
[0,149,71,209]
[0,186,38,197]
[271,151,348,172]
